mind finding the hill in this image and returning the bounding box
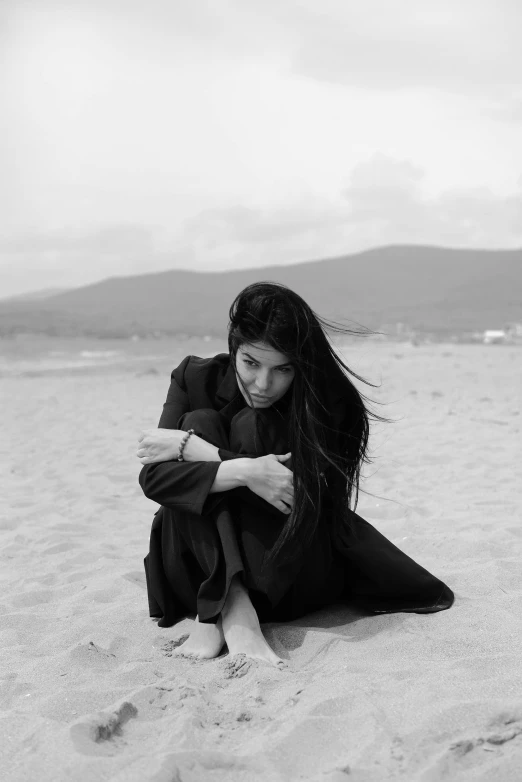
[1,245,520,338]
[0,287,71,303]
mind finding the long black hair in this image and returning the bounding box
[228,281,383,565]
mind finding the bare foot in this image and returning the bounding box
[221,577,286,668]
[173,616,225,659]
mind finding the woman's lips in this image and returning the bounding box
[251,393,271,400]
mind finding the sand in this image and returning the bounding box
[1,340,521,781]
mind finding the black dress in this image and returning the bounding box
[140,354,454,627]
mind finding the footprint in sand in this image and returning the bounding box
[430,712,522,776]
[161,636,190,656]
[223,654,253,679]
[59,552,99,569]
[11,590,54,608]
[43,541,76,555]
[65,571,92,583]
[0,675,35,709]
[70,701,138,755]
[121,571,146,588]
[323,769,351,781]
[223,653,289,678]
[149,750,258,781]
[70,641,118,669]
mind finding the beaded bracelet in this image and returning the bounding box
[177,429,195,461]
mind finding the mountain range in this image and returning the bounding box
[1,245,520,338]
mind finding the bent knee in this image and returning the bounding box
[229,407,259,452]
[229,407,287,456]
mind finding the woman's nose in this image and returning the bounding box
[255,371,270,391]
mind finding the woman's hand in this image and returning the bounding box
[137,429,183,464]
[244,454,294,514]
[137,429,221,464]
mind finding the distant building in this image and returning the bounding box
[483,329,507,344]
[504,322,522,339]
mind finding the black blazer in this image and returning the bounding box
[139,353,253,516]
[139,353,349,517]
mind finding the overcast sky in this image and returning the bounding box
[2,0,521,297]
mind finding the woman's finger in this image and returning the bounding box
[276,501,291,514]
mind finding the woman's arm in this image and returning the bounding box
[208,458,250,492]
[138,356,292,514]
[139,357,225,515]
[139,460,223,515]
[139,434,293,514]
[137,429,221,465]
[227,455,294,514]
[209,454,294,513]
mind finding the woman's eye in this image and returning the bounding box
[244,360,257,367]
[278,367,293,373]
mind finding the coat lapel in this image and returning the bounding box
[216,359,239,403]
[215,359,245,421]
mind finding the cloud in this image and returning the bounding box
[0,224,164,296]
[344,156,425,225]
[234,0,522,96]
[486,94,522,123]
[177,155,522,261]
[0,224,156,255]
[8,0,521,97]
[342,154,522,245]
[181,203,345,251]
[2,2,522,296]
[1,156,521,299]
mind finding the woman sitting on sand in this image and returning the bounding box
[137,282,453,667]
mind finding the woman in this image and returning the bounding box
[138,282,454,666]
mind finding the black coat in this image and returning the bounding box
[140,353,455,626]
[139,352,297,516]
[139,353,238,516]
[139,352,347,515]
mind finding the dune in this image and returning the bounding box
[1,339,521,781]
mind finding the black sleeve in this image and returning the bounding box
[157,355,191,429]
[139,356,287,517]
[139,356,223,516]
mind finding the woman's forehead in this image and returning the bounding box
[238,341,291,366]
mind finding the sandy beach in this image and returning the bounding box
[1,338,521,781]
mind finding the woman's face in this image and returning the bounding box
[235,341,295,408]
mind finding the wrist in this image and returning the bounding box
[183,433,221,462]
[177,428,195,461]
[234,458,255,487]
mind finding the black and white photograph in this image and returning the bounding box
[1,2,521,780]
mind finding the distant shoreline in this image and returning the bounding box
[1,335,520,381]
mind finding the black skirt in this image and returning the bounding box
[144,407,454,627]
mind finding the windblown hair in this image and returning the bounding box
[228,281,383,565]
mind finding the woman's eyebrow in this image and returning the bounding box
[242,352,292,368]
